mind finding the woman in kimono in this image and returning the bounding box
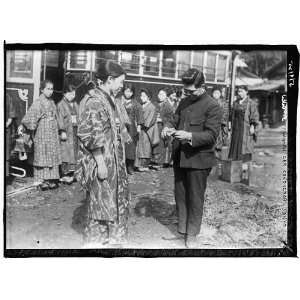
[76,60,130,247]
[136,88,160,172]
[228,85,259,162]
[121,84,144,174]
[212,87,229,154]
[19,80,61,190]
[6,93,18,177]
[57,83,79,184]
[152,88,174,169]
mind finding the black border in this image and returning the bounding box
[3,43,298,258]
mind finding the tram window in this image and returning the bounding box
[9,51,33,78]
[143,51,160,76]
[69,51,90,70]
[206,52,217,82]
[120,51,140,74]
[162,51,176,78]
[216,54,227,82]
[192,51,204,71]
[42,50,60,67]
[177,51,191,78]
[96,50,118,61]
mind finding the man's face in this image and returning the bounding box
[169,93,177,102]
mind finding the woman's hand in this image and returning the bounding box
[94,154,108,181]
[60,131,67,141]
[249,124,255,135]
[161,127,176,139]
[17,125,24,136]
[137,125,141,134]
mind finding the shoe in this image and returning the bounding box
[185,235,199,248]
[137,167,149,172]
[48,181,58,189]
[150,165,161,171]
[39,181,49,191]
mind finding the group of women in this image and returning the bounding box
[10,58,259,247]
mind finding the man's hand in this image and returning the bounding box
[249,124,255,135]
[60,131,67,141]
[161,127,176,139]
[173,130,192,142]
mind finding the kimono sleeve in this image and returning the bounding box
[249,101,259,126]
[57,101,68,132]
[77,101,106,151]
[21,100,42,131]
[135,102,144,126]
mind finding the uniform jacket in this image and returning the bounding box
[166,91,222,169]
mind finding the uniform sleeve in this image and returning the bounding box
[191,103,222,148]
[21,100,42,131]
[77,101,107,151]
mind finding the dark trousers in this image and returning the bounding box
[174,167,211,236]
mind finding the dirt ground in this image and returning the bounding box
[5,128,287,249]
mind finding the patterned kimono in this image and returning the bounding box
[22,94,61,181]
[122,97,144,161]
[228,97,259,162]
[57,97,79,175]
[76,88,130,244]
[153,99,175,165]
[215,98,229,151]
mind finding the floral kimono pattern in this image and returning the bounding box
[76,88,130,244]
[22,94,61,180]
[57,98,79,173]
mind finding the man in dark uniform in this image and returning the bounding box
[162,68,222,248]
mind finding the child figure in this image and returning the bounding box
[57,83,79,184]
[19,80,61,190]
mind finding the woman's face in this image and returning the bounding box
[237,88,248,100]
[124,88,133,99]
[212,90,221,100]
[140,92,149,104]
[65,90,76,102]
[109,74,125,94]
[169,93,177,102]
[158,90,167,102]
[42,83,54,98]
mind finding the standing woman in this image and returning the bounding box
[76,60,129,247]
[121,84,144,174]
[136,88,159,171]
[57,82,79,184]
[228,85,259,162]
[19,80,61,190]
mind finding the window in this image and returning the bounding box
[9,51,33,78]
[120,51,140,74]
[216,54,227,82]
[95,50,118,61]
[177,51,191,78]
[42,50,60,68]
[143,51,160,76]
[68,51,90,70]
[162,50,176,78]
[205,52,217,82]
[192,51,204,71]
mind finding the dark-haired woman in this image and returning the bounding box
[57,83,79,184]
[153,87,174,168]
[121,84,144,174]
[228,85,259,162]
[136,88,160,171]
[19,80,61,190]
[77,60,130,247]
